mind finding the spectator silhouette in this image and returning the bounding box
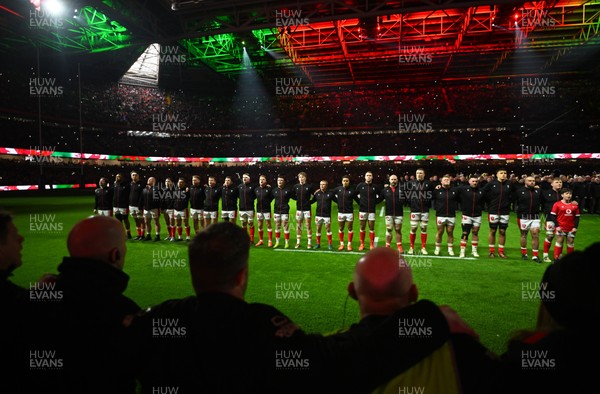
[31,216,140,394]
[345,247,496,394]
[130,222,465,393]
[495,243,600,393]
[0,211,27,394]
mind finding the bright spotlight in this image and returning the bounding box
[42,0,66,16]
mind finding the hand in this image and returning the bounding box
[439,305,480,340]
[93,209,98,214]
[435,185,441,189]
[570,228,577,233]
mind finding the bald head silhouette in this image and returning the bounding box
[349,247,418,318]
[67,216,127,270]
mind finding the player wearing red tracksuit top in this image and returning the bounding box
[550,189,580,263]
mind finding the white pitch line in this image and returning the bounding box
[271,249,476,259]
[379,206,385,217]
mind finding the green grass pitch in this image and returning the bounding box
[2,195,598,354]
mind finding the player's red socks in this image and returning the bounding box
[420,233,427,249]
[543,239,551,254]
[316,234,321,244]
[567,246,574,254]
[532,249,539,257]
[338,231,344,243]
[460,240,467,249]
[185,226,190,237]
[360,230,366,243]
[409,233,416,248]
[369,231,375,244]
[554,244,562,260]
[348,231,353,243]
[327,233,332,245]
[521,247,527,255]
[268,229,272,242]
[249,227,255,242]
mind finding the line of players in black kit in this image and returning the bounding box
[94,168,580,263]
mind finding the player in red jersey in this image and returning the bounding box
[550,189,580,264]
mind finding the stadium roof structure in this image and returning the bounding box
[1,0,599,89]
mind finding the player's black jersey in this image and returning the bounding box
[238,182,256,211]
[333,186,359,213]
[515,186,541,217]
[433,187,459,217]
[406,180,434,213]
[540,188,562,217]
[482,180,513,215]
[221,186,238,211]
[332,186,359,214]
[355,182,382,213]
[112,182,129,208]
[293,183,315,211]
[254,186,273,213]
[129,181,143,208]
[142,185,161,210]
[160,186,176,210]
[173,187,189,211]
[94,187,113,210]
[272,187,293,215]
[456,186,484,217]
[189,185,205,210]
[313,190,335,217]
[382,185,405,216]
[204,186,221,212]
